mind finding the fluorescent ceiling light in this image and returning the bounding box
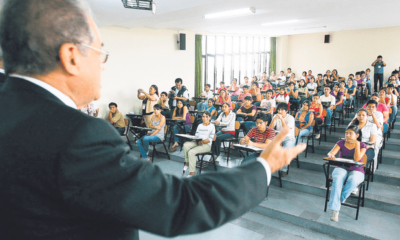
[294,26,326,30]
[204,8,255,19]
[261,19,299,26]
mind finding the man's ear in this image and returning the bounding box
[59,43,82,76]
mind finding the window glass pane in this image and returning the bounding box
[216,56,223,85]
[254,53,260,77]
[207,36,215,54]
[241,54,247,79]
[254,37,259,53]
[233,55,240,83]
[247,37,253,53]
[216,36,224,55]
[266,53,271,75]
[247,53,254,78]
[207,56,215,90]
[240,37,246,53]
[265,37,271,52]
[225,36,232,54]
[202,36,206,56]
[260,37,265,52]
[233,36,240,54]
[224,55,232,84]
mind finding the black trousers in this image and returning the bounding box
[314,117,323,133]
[374,73,384,92]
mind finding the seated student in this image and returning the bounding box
[365,94,389,133]
[306,70,314,83]
[307,77,318,100]
[137,104,166,162]
[213,103,236,156]
[344,78,356,107]
[348,73,357,87]
[320,85,336,126]
[80,102,99,117]
[197,84,214,111]
[326,70,332,81]
[183,111,215,178]
[277,71,286,85]
[138,85,160,127]
[286,68,293,77]
[269,102,296,177]
[331,69,340,83]
[235,85,252,111]
[260,89,276,125]
[261,71,268,81]
[316,73,324,92]
[286,82,300,113]
[310,94,324,139]
[331,83,344,112]
[237,96,257,134]
[216,89,233,112]
[240,112,276,162]
[191,99,217,135]
[105,102,125,136]
[300,71,307,81]
[295,100,314,141]
[169,100,192,152]
[249,82,262,106]
[358,100,383,170]
[365,68,372,96]
[386,84,398,125]
[240,76,251,88]
[275,86,290,106]
[228,78,241,101]
[355,72,365,94]
[158,91,171,118]
[217,81,227,94]
[261,79,273,91]
[378,87,391,108]
[326,125,367,222]
[252,76,259,84]
[287,73,298,86]
[349,109,376,161]
[297,79,308,104]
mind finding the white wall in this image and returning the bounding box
[276,26,400,81]
[96,27,195,118]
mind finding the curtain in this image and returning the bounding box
[270,37,276,75]
[195,35,203,97]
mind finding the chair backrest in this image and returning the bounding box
[295,127,299,137]
[189,100,196,106]
[362,154,368,167]
[190,115,195,123]
[231,102,236,110]
[123,118,130,135]
[322,109,327,117]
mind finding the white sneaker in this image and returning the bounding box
[183,165,188,173]
[330,210,339,222]
[351,187,359,195]
[315,133,320,139]
[186,173,195,178]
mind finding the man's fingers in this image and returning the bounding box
[286,143,307,162]
[271,126,289,145]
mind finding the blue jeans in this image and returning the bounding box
[328,168,364,211]
[383,123,388,134]
[237,117,256,134]
[115,127,125,136]
[197,102,208,111]
[280,137,296,172]
[231,95,239,101]
[137,135,161,158]
[389,106,398,124]
[173,125,191,143]
[297,128,311,143]
[214,132,234,156]
[325,108,333,125]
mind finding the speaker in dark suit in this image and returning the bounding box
[0,70,6,89]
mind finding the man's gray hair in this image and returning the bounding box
[0,0,95,75]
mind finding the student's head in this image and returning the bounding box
[244,76,249,82]
[253,76,258,81]
[220,81,225,87]
[255,112,269,130]
[377,55,383,61]
[202,111,211,123]
[266,89,274,99]
[109,102,118,113]
[279,86,285,94]
[317,73,322,79]
[208,98,215,107]
[252,82,259,88]
[262,72,266,76]
[340,81,346,88]
[219,88,227,97]
[333,83,340,92]
[153,104,162,115]
[308,70,312,74]
[348,74,354,79]
[360,71,365,77]
[379,88,386,97]
[244,96,253,106]
[387,84,395,93]
[355,108,368,124]
[176,99,184,109]
[345,125,362,142]
[288,82,296,89]
[366,100,378,112]
[221,102,231,113]
[370,93,379,102]
[205,83,211,91]
[243,85,249,93]
[347,78,353,85]
[287,68,292,73]
[355,72,361,78]
[280,71,284,75]
[291,73,296,78]
[277,102,289,117]
[309,77,315,83]
[312,94,320,103]
[271,71,275,75]
[150,85,159,96]
[160,91,168,100]
[232,78,237,84]
[366,68,371,74]
[299,79,306,87]
[302,100,310,111]
[302,71,307,76]
[323,74,328,79]
[326,70,331,75]
[175,78,183,88]
[324,85,331,95]
[332,69,338,75]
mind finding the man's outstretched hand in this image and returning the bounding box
[260,126,306,173]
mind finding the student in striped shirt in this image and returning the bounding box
[240,113,276,164]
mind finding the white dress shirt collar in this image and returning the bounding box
[10,74,77,109]
[0,68,5,74]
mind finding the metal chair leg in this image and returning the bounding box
[163,142,171,160]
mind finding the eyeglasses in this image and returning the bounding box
[80,43,109,63]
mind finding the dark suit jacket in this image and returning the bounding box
[0,77,268,240]
[0,72,6,89]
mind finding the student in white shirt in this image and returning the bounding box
[320,86,336,126]
[286,68,292,77]
[275,87,289,104]
[260,89,276,125]
[183,111,215,178]
[197,84,214,111]
[213,103,236,156]
[277,71,286,86]
[240,76,252,88]
[269,103,295,177]
[387,84,398,124]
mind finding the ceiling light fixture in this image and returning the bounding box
[261,19,299,26]
[294,26,327,30]
[204,7,256,19]
[121,0,156,14]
